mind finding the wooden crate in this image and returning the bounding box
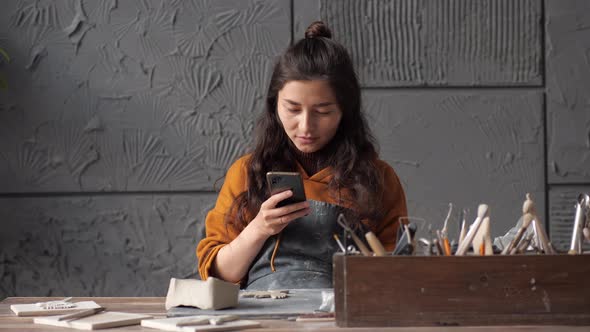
[333,254,590,327]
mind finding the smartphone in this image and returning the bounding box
[266,171,307,207]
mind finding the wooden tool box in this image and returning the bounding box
[333,253,590,327]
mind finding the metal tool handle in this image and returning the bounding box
[569,195,589,254]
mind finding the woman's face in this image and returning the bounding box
[277,80,342,153]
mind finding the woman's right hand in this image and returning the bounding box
[250,190,311,238]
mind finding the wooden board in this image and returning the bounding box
[333,254,590,327]
[34,311,152,330]
[141,316,261,331]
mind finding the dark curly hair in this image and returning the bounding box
[227,21,384,230]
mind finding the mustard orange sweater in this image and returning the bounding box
[196,154,408,280]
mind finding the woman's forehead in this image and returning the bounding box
[278,80,337,105]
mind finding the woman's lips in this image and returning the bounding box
[297,136,317,144]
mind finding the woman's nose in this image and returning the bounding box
[299,110,314,132]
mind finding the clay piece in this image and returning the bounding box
[11,300,101,317]
[165,277,239,310]
[240,290,289,299]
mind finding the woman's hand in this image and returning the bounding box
[251,190,311,238]
[211,190,310,283]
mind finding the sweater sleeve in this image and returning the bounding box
[374,161,408,251]
[196,156,249,280]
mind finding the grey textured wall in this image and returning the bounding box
[0,0,588,298]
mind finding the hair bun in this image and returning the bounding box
[304,21,332,39]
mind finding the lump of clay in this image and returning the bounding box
[165,277,239,310]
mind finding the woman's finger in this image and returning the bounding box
[274,207,311,225]
[266,200,309,219]
[262,190,293,209]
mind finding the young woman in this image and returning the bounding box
[197,22,407,290]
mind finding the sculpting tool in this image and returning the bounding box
[333,234,346,252]
[365,231,387,256]
[458,209,467,247]
[455,204,489,256]
[569,194,590,255]
[337,214,371,256]
[56,307,105,321]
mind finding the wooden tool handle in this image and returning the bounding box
[502,227,525,255]
[455,204,488,256]
[432,239,443,256]
[522,193,535,214]
[365,232,387,256]
[443,237,452,256]
[435,229,451,256]
[533,217,555,254]
[483,218,493,256]
[349,232,372,256]
[502,213,533,255]
[472,216,490,256]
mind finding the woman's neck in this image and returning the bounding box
[289,141,335,176]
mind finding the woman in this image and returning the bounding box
[197,21,407,290]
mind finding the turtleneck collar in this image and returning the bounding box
[289,139,336,176]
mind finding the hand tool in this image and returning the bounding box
[472,216,493,256]
[510,232,534,255]
[569,193,590,255]
[337,214,371,256]
[432,238,443,256]
[532,218,554,254]
[478,235,485,255]
[56,307,105,321]
[365,231,387,256]
[523,193,555,254]
[502,194,538,255]
[346,245,359,254]
[458,209,467,250]
[417,238,433,256]
[502,213,534,255]
[392,224,414,255]
[441,203,453,236]
[435,229,445,254]
[455,204,489,256]
[440,203,453,255]
[36,297,74,310]
[484,223,493,255]
[333,234,346,252]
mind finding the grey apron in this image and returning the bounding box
[245,200,357,290]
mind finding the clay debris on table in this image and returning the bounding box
[240,290,289,299]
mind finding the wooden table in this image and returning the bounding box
[1,297,588,331]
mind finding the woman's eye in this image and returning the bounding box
[286,108,300,113]
[316,110,333,115]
